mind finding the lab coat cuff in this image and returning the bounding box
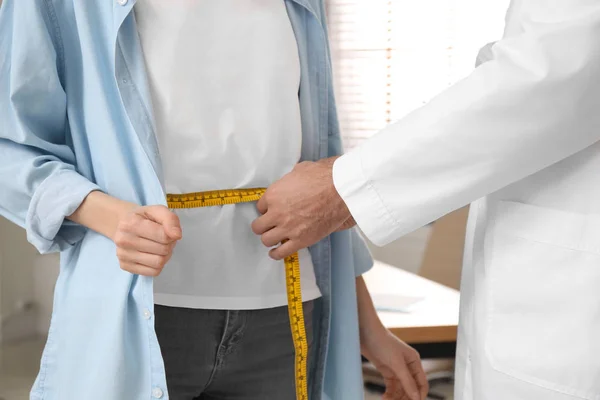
[26,169,100,254]
[333,150,397,247]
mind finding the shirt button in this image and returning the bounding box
[117,0,128,5]
[152,387,164,399]
[143,309,152,320]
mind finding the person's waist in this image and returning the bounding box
[168,211,315,266]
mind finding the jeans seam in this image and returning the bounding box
[222,311,247,358]
[203,311,230,391]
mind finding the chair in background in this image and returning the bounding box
[419,206,468,291]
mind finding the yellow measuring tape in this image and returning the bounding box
[167,188,308,400]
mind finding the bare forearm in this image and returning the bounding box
[67,191,137,240]
[356,276,386,353]
[356,277,428,399]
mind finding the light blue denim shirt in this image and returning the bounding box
[0,1,373,399]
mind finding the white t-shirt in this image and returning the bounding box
[135,0,321,310]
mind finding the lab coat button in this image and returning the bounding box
[143,309,151,320]
[152,388,164,399]
[117,0,128,5]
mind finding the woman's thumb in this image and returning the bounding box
[142,206,182,240]
[164,219,182,240]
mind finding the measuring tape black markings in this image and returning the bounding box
[166,188,308,400]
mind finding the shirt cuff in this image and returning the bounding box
[26,169,100,254]
[332,149,398,247]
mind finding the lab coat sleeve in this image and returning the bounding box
[333,0,600,246]
[0,1,100,254]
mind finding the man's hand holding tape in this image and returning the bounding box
[251,156,351,260]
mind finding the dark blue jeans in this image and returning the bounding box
[155,301,315,400]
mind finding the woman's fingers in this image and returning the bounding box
[382,378,413,400]
[119,207,182,245]
[113,205,181,275]
[119,262,163,277]
[391,358,421,400]
[134,218,172,244]
[114,231,173,255]
[407,357,429,399]
[117,248,172,273]
[141,205,182,240]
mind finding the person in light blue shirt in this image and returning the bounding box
[0,1,427,399]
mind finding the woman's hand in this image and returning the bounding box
[361,327,429,400]
[355,276,428,400]
[68,191,182,276]
[113,205,182,276]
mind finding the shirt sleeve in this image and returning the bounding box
[333,0,600,246]
[349,228,374,277]
[318,0,374,277]
[0,0,100,254]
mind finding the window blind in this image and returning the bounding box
[326,0,509,151]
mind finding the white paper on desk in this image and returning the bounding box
[372,294,424,313]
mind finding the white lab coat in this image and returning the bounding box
[333,1,600,399]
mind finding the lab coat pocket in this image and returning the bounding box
[485,201,600,399]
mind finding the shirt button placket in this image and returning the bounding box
[152,387,164,399]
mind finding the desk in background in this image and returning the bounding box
[364,261,460,358]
